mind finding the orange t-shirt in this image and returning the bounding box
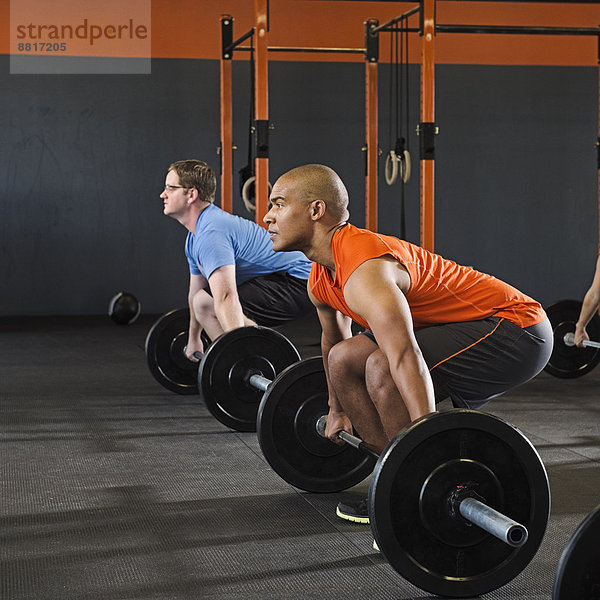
[308,224,545,330]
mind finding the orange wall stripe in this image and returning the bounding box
[4,1,598,66]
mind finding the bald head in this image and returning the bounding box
[277,164,350,223]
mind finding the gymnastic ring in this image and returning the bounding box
[385,151,399,186]
[242,176,273,212]
[399,149,411,184]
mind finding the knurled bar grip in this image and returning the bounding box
[315,415,380,459]
[563,332,600,349]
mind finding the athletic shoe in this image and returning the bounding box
[336,497,369,524]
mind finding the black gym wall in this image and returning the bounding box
[0,55,597,315]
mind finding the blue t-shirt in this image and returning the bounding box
[185,204,312,284]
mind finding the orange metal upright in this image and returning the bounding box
[254,0,270,226]
[420,0,436,252]
[220,16,233,214]
[365,63,378,231]
[365,19,379,232]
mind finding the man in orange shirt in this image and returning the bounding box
[264,164,553,523]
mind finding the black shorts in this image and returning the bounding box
[362,316,553,410]
[237,271,314,327]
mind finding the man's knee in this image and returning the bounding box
[365,350,393,395]
[328,338,356,380]
[191,288,215,320]
[328,336,375,385]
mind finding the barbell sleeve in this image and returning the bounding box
[459,497,529,548]
[563,332,600,349]
[248,373,272,392]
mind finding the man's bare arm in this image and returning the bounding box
[343,256,436,422]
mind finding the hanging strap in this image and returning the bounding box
[240,36,256,212]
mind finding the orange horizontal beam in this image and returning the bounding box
[5,1,597,65]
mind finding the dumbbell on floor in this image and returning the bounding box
[257,357,550,598]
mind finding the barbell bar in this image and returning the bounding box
[563,331,600,349]
[314,415,380,460]
[315,415,529,548]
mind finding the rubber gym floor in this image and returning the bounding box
[2,313,599,600]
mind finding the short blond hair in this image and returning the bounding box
[168,160,216,203]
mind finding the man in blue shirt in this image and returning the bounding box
[161,159,313,360]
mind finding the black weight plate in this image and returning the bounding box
[257,356,376,493]
[544,299,600,379]
[553,505,600,599]
[145,308,199,395]
[370,410,550,598]
[199,326,300,432]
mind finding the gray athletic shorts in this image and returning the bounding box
[362,316,553,410]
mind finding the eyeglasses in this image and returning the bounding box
[163,184,188,192]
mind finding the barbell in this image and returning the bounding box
[197,326,301,431]
[144,320,580,595]
[544,299,600,378]
[256,357,550,598]
[145,313,302,431]
[314,414,529,547]
[145,308,212,395]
